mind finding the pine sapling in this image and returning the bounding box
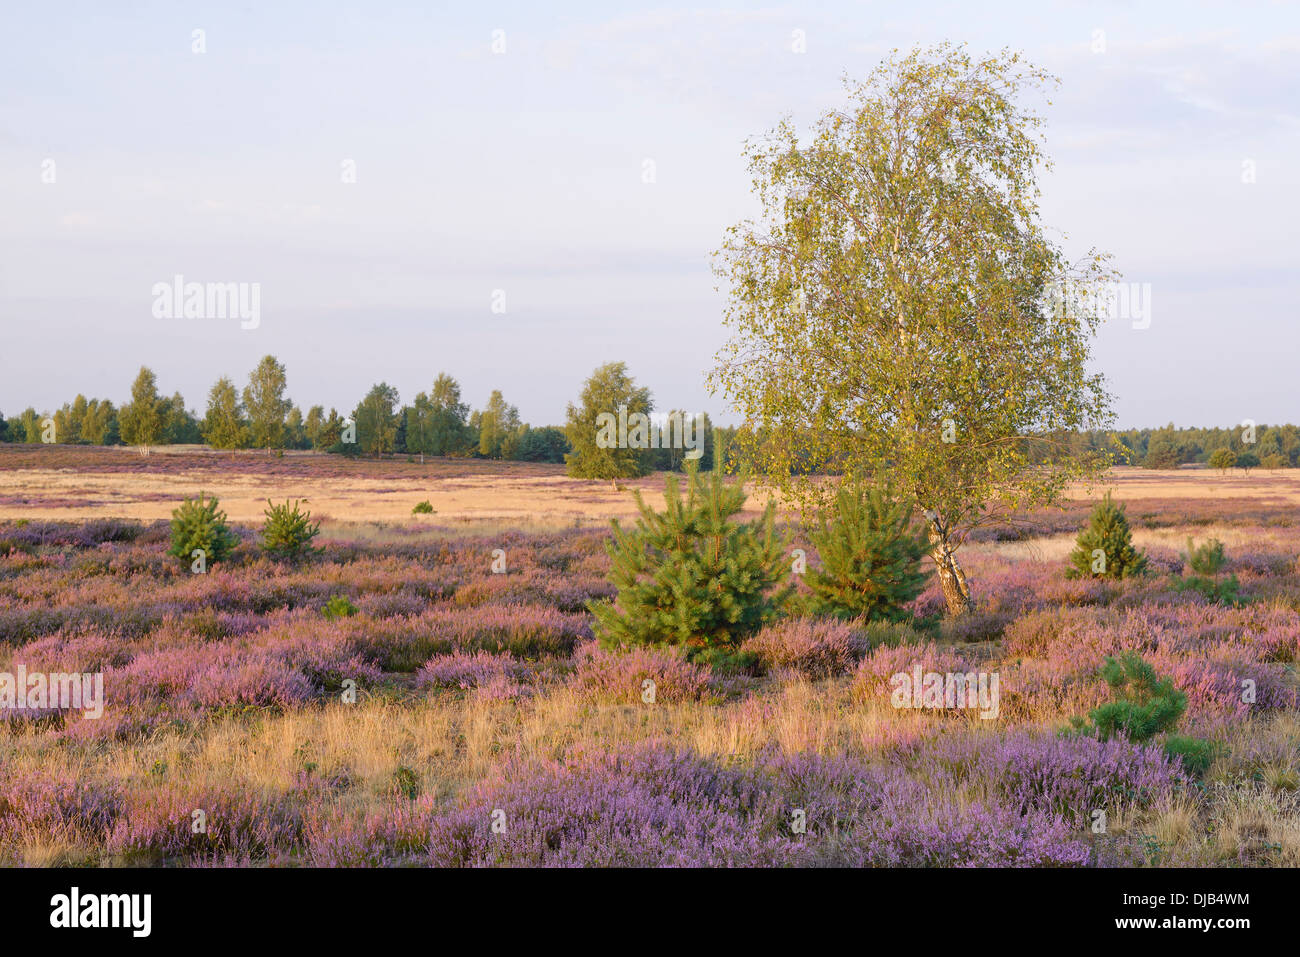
[1071,652,1186,742]
[1066,492,1147,579]
[167,492,239,569]
[804,485,930,622]
[259,499,321,562]
[588,465,794,655]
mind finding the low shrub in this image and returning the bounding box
[1002,608,1076,657]
[741,618,862,678]
[260,500,320,562]
[851,641,968,701]
[571,643,711,704]
[1163,735,1219,777]
[1183,537,1226,576]
[1071,652,1186,743]
[416,651,523,690]
[167,493,239,569]
[321,595,359,621]
[1172,574,1244,607]
[940,608,1012,643]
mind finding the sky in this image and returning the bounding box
[2,0,1297,429]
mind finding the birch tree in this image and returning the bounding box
[712,44,1115,615]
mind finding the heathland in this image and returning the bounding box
[0,446,1297,866]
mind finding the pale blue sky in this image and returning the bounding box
[2,1,1297,427]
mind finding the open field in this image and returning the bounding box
[0,445,652,532]
[3,444,1300,530]
[1,448,1298,866]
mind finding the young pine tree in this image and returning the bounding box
[1072,652,1186,743]
[804,486,930,622]
[1066,492,1147,579]
[589,466,793,655]
[167,492,239,569]
[259,499,320,562]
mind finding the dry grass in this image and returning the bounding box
[5,679,1297,866]
[4,444,1300,529]
[0,445,785,528]
[2,663,1298,866]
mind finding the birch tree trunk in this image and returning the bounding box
[926,513,972,616]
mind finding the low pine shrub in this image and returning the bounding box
[412,500,435,515]
[259,499,320,562]
[167,492,239,569]
[684,646,760,672]
[588,466,793,654]
[1183,537,1226,575]
[1071,652,1186,743]
[1172,573,1244,606]
[321,595,359,620]
[1066,493,1147,580]
[802,486,930,622]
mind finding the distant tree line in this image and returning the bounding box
[0,358,572,464]
[3,360,1294,475]
[0,357,726,472]
[1090,424,1300,471]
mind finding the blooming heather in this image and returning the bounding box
[416,650,524,690]
[741,618,864,678]
[571,642,712,704]
[1,499,1298,868]
[852,642,969,700]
